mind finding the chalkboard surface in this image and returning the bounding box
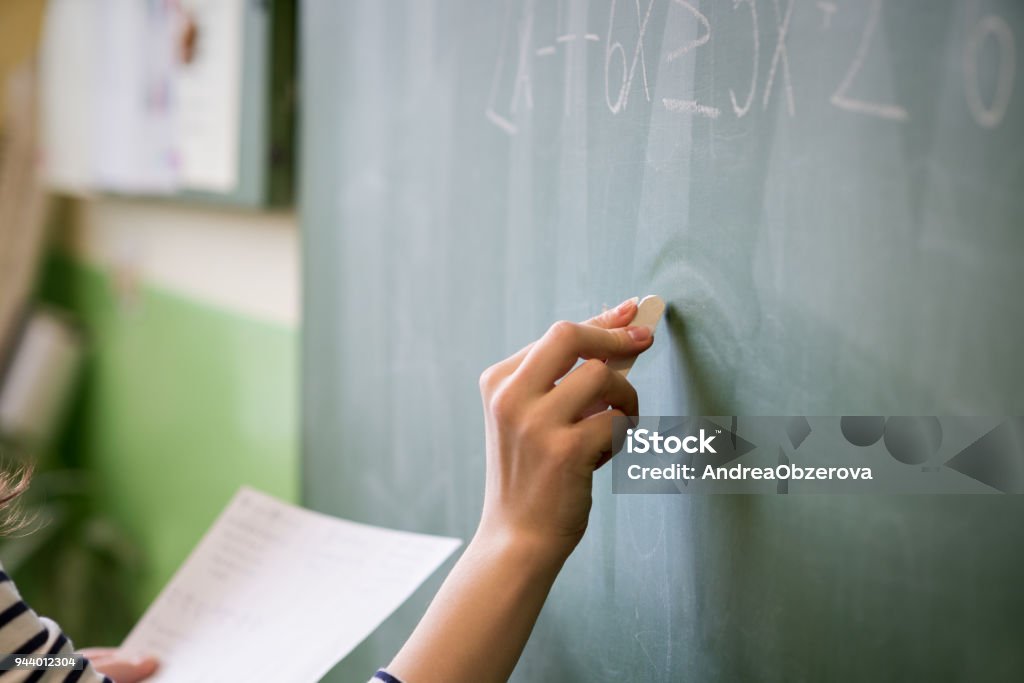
[301,1,1024,680]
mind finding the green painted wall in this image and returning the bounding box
[41,251,298,605]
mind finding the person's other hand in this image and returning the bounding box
[78,648,159,683]
[477,297,655,564]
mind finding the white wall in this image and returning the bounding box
[60,197,299,327]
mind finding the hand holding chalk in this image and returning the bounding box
[475,296,660,564]
[389,297,661,683]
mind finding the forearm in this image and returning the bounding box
[387,528,566,683]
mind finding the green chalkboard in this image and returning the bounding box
[301,1,1024,680]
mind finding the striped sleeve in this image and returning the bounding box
[0,569,111,682]
[368,670,404,683]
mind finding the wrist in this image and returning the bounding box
[469,523,572,580]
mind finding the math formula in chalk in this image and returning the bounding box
[486,0,1018,134]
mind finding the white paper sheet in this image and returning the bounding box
[40,0,245,195]
[176,0,244,192]
[91,0,178,194]
[39,0,100,193]
[121,487,461,682]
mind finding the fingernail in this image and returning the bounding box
[627,325,651,341]
[616,296,640,313]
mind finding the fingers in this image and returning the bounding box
[83,651,159,683]
[548,358,639,421]
[574,409,627,467]
[516,320,653,392]
[479,297,641,388]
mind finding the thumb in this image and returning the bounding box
[584,297,640,329]
[92,655,159,683]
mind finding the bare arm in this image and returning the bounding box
[387,298,654,683]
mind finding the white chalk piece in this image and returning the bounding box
[608,294,666,377]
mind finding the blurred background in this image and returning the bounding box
[0,0,298,644]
